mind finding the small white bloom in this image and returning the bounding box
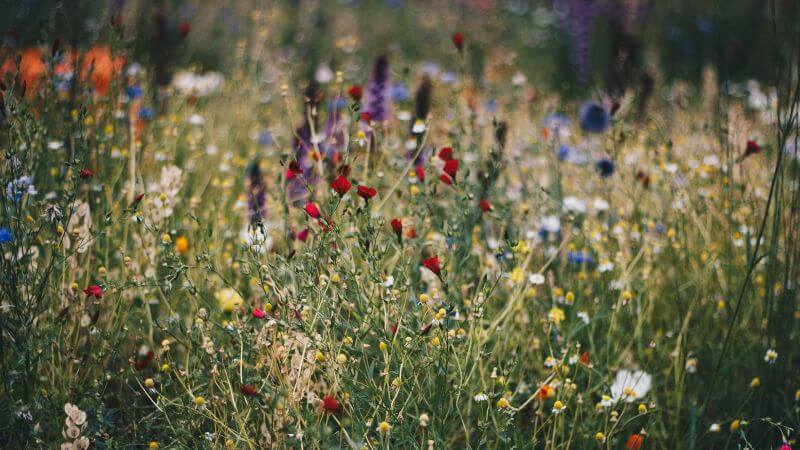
[610,370,652,403]
[764,349,778,364]
[529,273,546,285]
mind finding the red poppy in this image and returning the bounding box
[79,169,93,179]
[443,159,459,178]
[321,395,342,414]
[179,22,191,37]
[390,218,403,238]
[439,173,453,185]
[625,434,644,450]
[304,202,321,219]
[579,351,590,365]
[286,161,303,180]
[296,228,310,242]
[84,284,103,299]
[536,384,554,399]
[452,32,464,51]
[357,185,377,200]
[252,308,266,319]
[360,112,372,123]
[347,85,363,101]
[331,175,351,196]
[423,256,441,276]
[239,384,259,397]
[406,227,417,239]
[479,199,491,212]
[438,146,453,161]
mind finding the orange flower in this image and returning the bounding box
[1,47,46,97]
[82,45,124,95]
[626,434,644,450]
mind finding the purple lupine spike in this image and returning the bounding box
[563,0,597,85]
[363,55,391,123]
[247,160,266,225]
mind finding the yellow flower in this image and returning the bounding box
[194,396,205,406]
[161,233,172,245]
[509,267,525,284]
[750,377,760,388]
[496,397,509,408]
[149,442,159,449]
[548,307,565,325]
[175,236,189,254]
[144,378,155,389]
[730,419,740,432]
[379,341,388,352]
[594,432,605,442]
[638,403,647,414]
[216,288,244,313]
[377,421,391,436]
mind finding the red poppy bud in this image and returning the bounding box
[179,22,191,38]
[452,32,464,51]
[347,85,363,101]
[357,185,377,200]
[360,112,372,123]
[304,202,321,219]
[438,146,453,161]
[390,218,403,238]
[744,139,761,158]
[330,175,351,195]
[479,199,491,212]
[239,384,258,397]
[79,169,93,179]
[423,256,441,276]
[321,395,341,414]
[286,161,303,180]
[439,173,453,185]
[579,351,590,365]
[406,227,417,239]
[415,164,425,182]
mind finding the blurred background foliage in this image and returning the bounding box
[1,0,797,96]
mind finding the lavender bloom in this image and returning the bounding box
[363,55,391,123]
[247,160,266,225]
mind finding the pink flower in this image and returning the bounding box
[304,202,321,219]
[252,308,266,319]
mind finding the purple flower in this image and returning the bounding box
[363,55,391,123]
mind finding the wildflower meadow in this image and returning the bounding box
[0,1,799,448]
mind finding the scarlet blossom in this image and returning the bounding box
[331,176,351,196]
[321,395,342,414]
[286,161,303,180]
[179,22,191,38]
[479,199,491,212]
[579,351,590,365]
[79,169,93,179]
[625,434,644,450]
[84,285,103,299]
[423,256,441,275]
[239,384,258,397]
[406,227,417,239]
[347,85,363,101]
[360,112,372,123]
[415,164,425,182]
[296,228,310,242]
[252,308,266,319]
[439,173,453,185]
[743,139,761,159]
[438,146,453,161]
[443,159,459,178]
[357,185,377,200]
[536,384,554,399]
[304,202,321,219]
[452,32,464,51]
[390,218,403,238]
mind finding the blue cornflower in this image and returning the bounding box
[391,84,410,102]
[595,158,615,177]
[579,102,611,133]
[7,176,37,201]
[138,108,154,120]
[0,228,12,244]
[567,251,594,266]
[126,85,142,99]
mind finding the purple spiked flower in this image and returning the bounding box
[247,160,266,225]
[363,55,391,123]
